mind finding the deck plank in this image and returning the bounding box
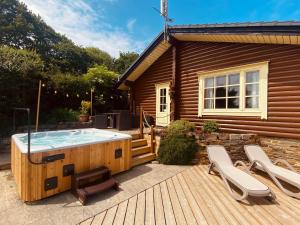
[196,166,281,225]
[124,195,138,225]
[187,168,240,225]
[113,200,128,225]
[194,166,260,225]
[145,188,155,225]
[153,184,166,225]
[160,181,176,225]
[196,166,279,225]
[166,178,188,225]
[90,211,106,225]
[172,175,205,225]
[80,165,300,225]
[102,205,118,225]
[135,191,146,225]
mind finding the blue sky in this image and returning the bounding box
[21,0,300,57]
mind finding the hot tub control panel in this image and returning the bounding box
[42,153,65,163]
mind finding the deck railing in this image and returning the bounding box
[139,106,156,154]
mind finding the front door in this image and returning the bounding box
[156,83,170,126]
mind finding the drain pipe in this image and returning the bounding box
[13,108,44,165]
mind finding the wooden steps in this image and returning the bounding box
[131,133,156,167]
[132,153,156,167]
[132,139,148,148]
[131,133,141,140]
[132,146,151,157]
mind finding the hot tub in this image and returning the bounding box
[11,128,132,202]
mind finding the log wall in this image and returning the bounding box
[132,41,300,139]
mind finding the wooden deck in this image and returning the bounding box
[79,165,300,225]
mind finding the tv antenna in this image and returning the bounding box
[153,0,173,42]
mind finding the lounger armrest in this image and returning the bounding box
[273,159,296,172]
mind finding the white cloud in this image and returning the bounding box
[21,0,145,57]
[127,18,136,32]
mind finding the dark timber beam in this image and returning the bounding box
[124,80,134,87]
[170,45,177,121]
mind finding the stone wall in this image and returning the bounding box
[196,133,259,164]
[259,137,300,172]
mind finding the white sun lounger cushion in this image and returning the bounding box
[220,166,269,194]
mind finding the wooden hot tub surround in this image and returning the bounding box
[11,137,131,202]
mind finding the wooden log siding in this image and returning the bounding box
[133,48,173,117]
[132,41,300,139]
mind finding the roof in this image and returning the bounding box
[116,21,300,90]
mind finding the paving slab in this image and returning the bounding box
[0,162,190,225]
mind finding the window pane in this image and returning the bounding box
[216,87,226,97]
[246,97,259,108]
[228,73,240,85]
[228,98,239,108]
[204,99,214,109]
[204,88,214,98]
[228,86,239,97]
[246,71,259,83]
[160,88,166,97]
[160,104,167,112]
[216,76,226,86]
[205,78,214,88]
[215,98,226,108]
[246,84,259,96]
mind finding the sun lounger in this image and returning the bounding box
[245,145,300,198]
[207,145,275,201]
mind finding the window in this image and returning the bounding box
[159,88,167,112]
[204,73,240,109]
[198,62,268,119]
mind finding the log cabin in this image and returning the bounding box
[116,22,300,143]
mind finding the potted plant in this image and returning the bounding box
[79,100,91,122]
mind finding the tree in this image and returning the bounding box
[48,39,90,74]
[84,65,119,112]
[85,47,114,70]
[0,46,43,129]
[0,0,62,63]
[113,51,139,74]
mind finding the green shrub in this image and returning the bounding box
[47,108,79,123]
[165,119,195,137]
[203,120,219,133]
[158,135,198,165]
[158,120,198,165]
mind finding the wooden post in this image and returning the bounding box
[139,106,143,137]
[150,125,155,153]
[90,88,93,116]
[35,80,42,132]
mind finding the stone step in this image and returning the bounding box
[132,153,156,167]
[132,139,148,148]
[132,145,151,157]
[131,133,142,140]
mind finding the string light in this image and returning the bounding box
[54,90,57,94]
[76,94,80,98]
[66,93,69,98]
[42,83,46,87]
[86,92,89,95]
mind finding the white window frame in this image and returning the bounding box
[198,61,269,119]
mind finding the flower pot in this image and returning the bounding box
[79,115,89,122]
